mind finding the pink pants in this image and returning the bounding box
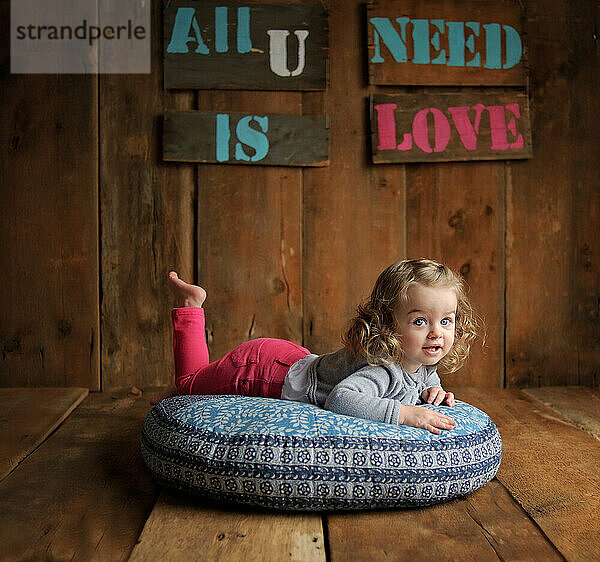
[171,307,311,399]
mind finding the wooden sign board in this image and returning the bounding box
[367,0,527,86]
[164,111,329,166]
[370,91,532,163]
[164,1,328,90]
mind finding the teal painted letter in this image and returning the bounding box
[215,7,228,53]
[411,19,430,64]
[503,25,522,68]
[483,23,501,69]
[446,21,465,66]
[430,19,446,65]
[370,17,409,63]
[237,7,252,53]
[216,114,230,162]
[166,7,209,54]
[235,116,269,162]
[465,22,480,67]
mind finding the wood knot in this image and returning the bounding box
[448,209,465,231]
[558,58,578,80]
[581,243,593,272]
[272,278,286,294]
[58,320,72,338]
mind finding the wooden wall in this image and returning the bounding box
[0,0,598,391]
[0,0,99,388]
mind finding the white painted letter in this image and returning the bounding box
[267,29,309,77]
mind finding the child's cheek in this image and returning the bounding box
[402,332,420,352]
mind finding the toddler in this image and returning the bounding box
[163,258,480,434]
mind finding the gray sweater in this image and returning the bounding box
[305,348,442,425]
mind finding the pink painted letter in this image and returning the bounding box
[448,104,485,151]
[505,103,524,149]
[487,105,510,150]
[374,103,397,150]
[413,108,451,153]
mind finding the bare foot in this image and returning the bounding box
[168,271,207,307]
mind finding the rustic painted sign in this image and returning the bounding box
[367,0,526,86]
[164,1,328,90]
[370,91,532,163]
[163,111,329,166]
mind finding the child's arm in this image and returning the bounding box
[324,367,456,433]
[324,368,403,425]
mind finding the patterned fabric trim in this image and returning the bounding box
[141,395,502,511]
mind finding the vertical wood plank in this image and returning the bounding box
[506,0,600,387]
[0,1,99,388]
[196,91,304,359]
[100,0,195,389]
[193,0,306,359]
[303,0,406,354]
[406,159,506,387]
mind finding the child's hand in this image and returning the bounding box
[421,386,455,407]
[398,405,456,435]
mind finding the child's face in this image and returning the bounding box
[395,284,458,373]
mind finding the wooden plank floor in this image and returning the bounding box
[0,386,597,561]
[130,491,325,562]
[455,387,600,562]
[0,387,88,481]
[0,387,159,561]
[522,386,600,441]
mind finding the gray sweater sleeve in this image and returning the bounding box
[323,366,405,425]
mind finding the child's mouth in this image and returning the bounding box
[422,345,442,356]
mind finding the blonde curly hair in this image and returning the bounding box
[342,258,482,373]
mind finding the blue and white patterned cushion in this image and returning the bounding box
[141,395,502,511]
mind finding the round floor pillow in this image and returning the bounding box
[141,395,501,511]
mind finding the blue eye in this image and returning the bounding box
[413,318,427,327]
[441,318,453,326]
